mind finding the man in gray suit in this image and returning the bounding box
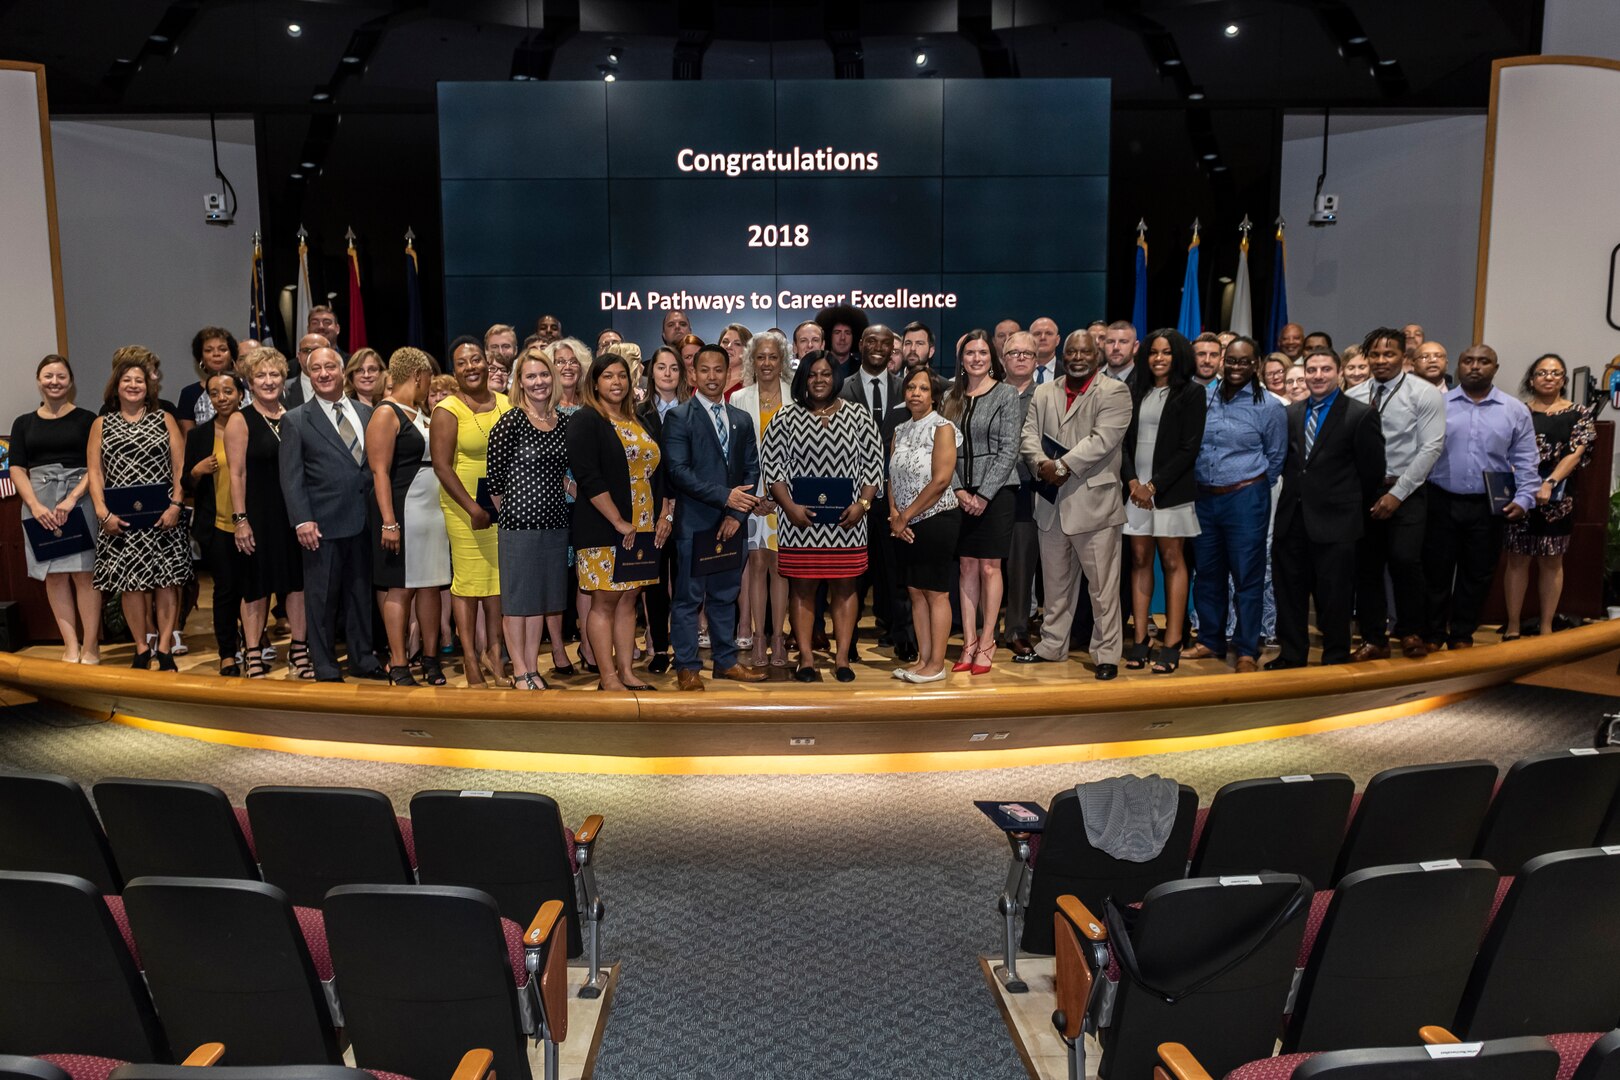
[279,346,381,681]
[1016,330,1132,678]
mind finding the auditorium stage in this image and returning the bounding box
[3,620,1616,775]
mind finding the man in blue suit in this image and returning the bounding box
[279,346,382,682]
[664,344,769,690]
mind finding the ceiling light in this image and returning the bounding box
[300,160,316,169]
[915,50,927,66]
[1202,152,1218,160]
[148,33,169,44]
[1223,23,1239,37]
[1186,88,1206,100]
[1162,57,1182,67]
[290,172,304,180]
[1377,57,1398,66]
[311,90,331,102]
[603,71,616,82]
[1347,35,1368,45]
[341,54,360,65]
[1218,276,1233,284]
[115,57,132,64]
[1213,164,1228,172]
[286,22,302,37]
[607,51,619,64]
[511,73,530,81]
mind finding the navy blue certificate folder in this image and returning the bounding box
[791,476,854,521]
[475,477,500,523]
[103,483,170,530]
[23,511,95,561]
[691,525,745,577]
[1035,435,1070,504]
[1483,471,1516,516]
[611,532,660,583]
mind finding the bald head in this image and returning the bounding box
[1456,343,1499,398]
[1030,317,1059,362]
[296,333,329,376]
[1414,341,1449,387]
[307,346,345,402]
[1277,323,1305,360]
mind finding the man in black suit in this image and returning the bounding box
[1267,348,1386,669]
[279,346,381,681]
[838,324,915,660]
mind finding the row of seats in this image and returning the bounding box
[1045,846,1620,1078]
[993,747,1620,962]
[0,870,568,1080]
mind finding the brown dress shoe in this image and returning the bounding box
[676,669,705,691]
[1234,656,1259,674]
[1182,643,1221,661]
[1351,642,1390,662]
[1399,635,1429,659]
[715,664,769,683]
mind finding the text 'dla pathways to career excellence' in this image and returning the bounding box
[601,288,962,317]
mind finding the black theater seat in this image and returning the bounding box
[245,787,415,908]
[1332,760,1498,883]
[1561,1030,1620,1080]
[1190,774,1354,889]
[0,1056,70,1080]
[1155,1034,1559,1080]
[109,1046,496,1080]
[93,780,259,882]
[1472,748,1620,874]
[0,772,122,893]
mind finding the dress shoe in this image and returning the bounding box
[1351,642,1390,662]
[793,666,822,683]
[1234,656,1259,674]
[1399,634,1429,659]
[1447,638,1474,650]
[834,666,856,683]
[645,653,672,674]
[1093,663,1119,681]
[677,669,705,691]
[894,642,919,663]
[1182,643,1223,661]
[1011,637,1033,657]
[1013,651,1054,664]
[1264,657,1305,671]
[715,664,768,683]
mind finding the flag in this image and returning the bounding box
[294,228,313,350]
[1176,227,1201,340]
[345,230,368,352]
[404,229,424,349]
[1131,224,1148,341]
[249,234,272,345]
[1230,229,1253,338]
[1265,221,1289,353]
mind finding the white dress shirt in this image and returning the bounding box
[1034,357,1059,385]
[320,395,366,452]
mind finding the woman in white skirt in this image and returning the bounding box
[1121,329,1207,674]
[9,356,101,663]
[729,330,792,675]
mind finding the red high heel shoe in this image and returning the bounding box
[970,642,994,676]
[952,642,978,673]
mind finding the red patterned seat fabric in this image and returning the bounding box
[35,1055,127,1080]
[1224,1051,1317,1079]
[395,816,417,869]
[1485,875,1514,942]
[1547,1032,1603,1080]
[101,895,140,967]
[1343,791,1362,833]
[1189,806,1210,858]
[1295,890,1334,968]
[365,1071,416,1080]
[233,805,257,860]
[500,917,529,987]
[294,905,335,981]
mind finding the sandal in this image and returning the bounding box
[388,665,418,686]
[419,656,447,686]
[1152,640,1183,674]
[219,657,242,677]
[623,681,655,691]
[953,641,979,673]
[288,639,315,680]
[523,672,550,691]
[247,654,269,679]
[1500,632,1522,643]
[1124,640,1152,670]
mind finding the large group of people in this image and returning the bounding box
[8,303,1598,690]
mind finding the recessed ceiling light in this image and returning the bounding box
[115,57,132,64]
[1377,57,1398,66]
[1347,35,1368,45]
[341,54,361,64]
[286,22,302,37]
[148,33,169,44]
[300,160,316,169]
[511,73,529,81]
[1187,88,1206,100]
[1223,23,1239,38]
[290,172,304,180]
[1202,152,1218,160]
[311,90,331,101]
[603,71,615,82]
[915,50,927,66]
[607,51,619,64]
[1212,164,1228,172]
[1162,57,1182,67]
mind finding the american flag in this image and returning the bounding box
[0,438,14,499]
[1610,369,1620,411]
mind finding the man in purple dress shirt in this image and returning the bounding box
[1420,344,1540,650]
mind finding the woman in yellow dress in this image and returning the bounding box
[430,335,512,687]
[565,351,673,691]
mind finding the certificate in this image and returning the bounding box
[23,511,95,561]
[611,532,660,583]
[475,477,500,523]
[103,483,172,530]
[791,476,854,521]
[690,525,745,577]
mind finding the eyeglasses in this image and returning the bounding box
[1532,369,1563,379]
[1004,349,1036,359]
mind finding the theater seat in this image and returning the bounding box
[34,1058,125,1080]
[1332,760,1498,883]
[0,1057,71,1080]
[1559,1030,1620,1080]
[1154,1034,1560,1079]
[92,780,259,883]
[245,787,416,908]
[1190,774,1354,889]
[1473,748,1620,874]
[0,772,122,894]
[107,1045,496,1080]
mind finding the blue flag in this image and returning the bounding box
[1132,230,1148,341]
[404,234,424,349]
[1265,224,1289,352]
[1176,232,1201,340]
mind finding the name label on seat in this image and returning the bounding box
[1219,875,1263,886]
[1420,859,1462,871]
[1569,747,1599,755]
[1425,1043,1483,1059]
[460,790,495,797]
[1603,845,1620,856]
[1280,775,1313,782]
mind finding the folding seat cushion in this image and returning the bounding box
[1284,861,1499,1053]
[31,1059,123,1080]
[93,780,259,882]
[245,787,415,908]
[1455,848,1620,1039]
[0,872,167,1065]
[0,772,122,893]
[1020,785,1199,955]
[1561,1030,1620,1080]
[1189,775,1355,889]
[108,1047,497,1080]
[1473,748,1620,874]
[1159,1036,1560,1079]
[0,1056,71,1080]
[1332,761,1498,883]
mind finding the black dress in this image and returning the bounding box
[371,401,427,590]
[1503,404,1596,557]
[237,406,303,602]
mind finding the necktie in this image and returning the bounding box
[1305,402,1323,457]
[1036,365,1047,385]
[1371,382,1386,413]
[711,402,729,455]
[334,403,362,465]
[870,377,883,428]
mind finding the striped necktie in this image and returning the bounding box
[1305,400,1323,457]
[333,403,362,465]
[711,402,729,455]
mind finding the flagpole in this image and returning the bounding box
[1266,215,1289,354]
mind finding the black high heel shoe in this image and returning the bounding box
[1123,640,1152,670]
[388,665,419,686]
[645,652,672,674]
[131,650,153,670]
[419,656,447,685]
[154,651,178,672]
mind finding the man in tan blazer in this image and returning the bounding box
[1015,330,1132,678]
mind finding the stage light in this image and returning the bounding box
[290,172,304,180]
[1347,35,1368,44]
[149,33,169,44]
[1186,87,1206,100]
[915,50,927,66]
[603,71,616,82]
[286,22,302,37]
[311,90,331,102]
[1223,23,1239,37]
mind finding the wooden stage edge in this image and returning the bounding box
[1,621,1616,776]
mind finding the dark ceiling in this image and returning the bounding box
[0,0,1543,351]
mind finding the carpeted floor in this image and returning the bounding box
[0,684,1610,1078]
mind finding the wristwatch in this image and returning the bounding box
[664,512,675,523]
[1053,460,1069,479]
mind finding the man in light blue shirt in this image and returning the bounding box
[1421,344,1539,649]
[1183,338,1286,672]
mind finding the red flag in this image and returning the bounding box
[346,230,368,352]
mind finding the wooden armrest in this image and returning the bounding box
[1419,1026,1460,1045]
[1156,1043,1214,1080]
[450,1048,495,1080]
[1056,894,1107,942]
[182,1043,225,1067]
[574,814,604,845]
[525,898,564,947]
